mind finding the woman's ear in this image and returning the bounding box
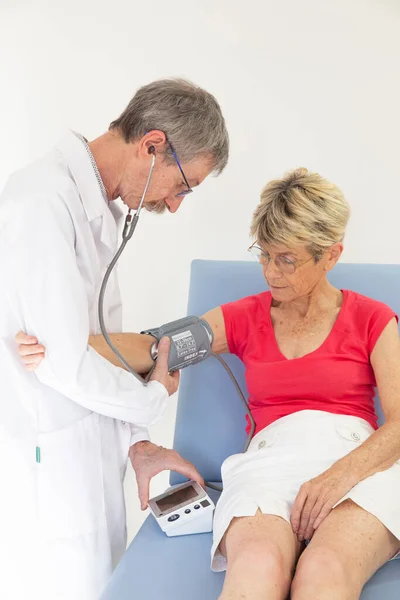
[325,243,344,271]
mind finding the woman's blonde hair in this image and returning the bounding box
[251,168,350,260]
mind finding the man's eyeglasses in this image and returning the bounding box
[143,131,193,198]
[248,243,313,274]
[168,141,193,198]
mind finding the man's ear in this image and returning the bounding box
[138,130,167,158]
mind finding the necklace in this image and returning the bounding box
[74,131,109,205]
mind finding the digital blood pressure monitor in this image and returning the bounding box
[148,480,215,537]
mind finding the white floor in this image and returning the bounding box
[124,394,178,543]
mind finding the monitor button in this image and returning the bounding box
[194,504,201,510]
[167,514,180,522]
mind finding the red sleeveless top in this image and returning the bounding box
[221,290,397,435]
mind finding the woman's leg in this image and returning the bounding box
[291,499,400,600]
[218,509,302,600]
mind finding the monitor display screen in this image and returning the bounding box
[156,485,198,512]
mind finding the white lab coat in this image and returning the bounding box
[0,131,168,600]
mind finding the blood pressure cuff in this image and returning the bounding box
[141,316,214,372]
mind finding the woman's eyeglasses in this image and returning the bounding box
[248,243,313,274]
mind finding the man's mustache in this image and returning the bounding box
[144,200,167,214]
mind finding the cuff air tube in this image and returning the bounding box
[141,316,214,372]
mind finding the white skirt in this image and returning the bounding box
[211,410,400,572]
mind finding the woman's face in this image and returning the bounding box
[257,242,342,302]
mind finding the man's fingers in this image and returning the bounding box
[15,331,38,345]
[159,449,205,487]
[169,459,205,489]
[154,337,170,371]
[150,338,180,396]
[25,363,41,372]
[136,473,151,511]
[22,353,45,364]
[171,370,180,385]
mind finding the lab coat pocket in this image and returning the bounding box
[37,412,106,540]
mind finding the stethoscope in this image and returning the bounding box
[97,148,255,491]
[98,147,157,384]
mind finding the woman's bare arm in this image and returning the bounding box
[89,307,229,370]
[202,306,229,354]
[335,317,400,480]
[291,317,400,540]
[17,306,230,371]
[88,333,156,373]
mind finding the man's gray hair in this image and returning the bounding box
[110,78,229,174]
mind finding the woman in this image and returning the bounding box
[18,168,400,599]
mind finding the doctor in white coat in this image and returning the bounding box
[0,78,229,600]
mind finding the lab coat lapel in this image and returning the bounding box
[99,206,118,256]
[56,130,122,257]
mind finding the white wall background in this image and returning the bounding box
[1,0,399,541]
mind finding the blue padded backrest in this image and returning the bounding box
[171,261,400,485]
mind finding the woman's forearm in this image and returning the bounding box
[334,418,400,486]
[89,333,156,373]
[88,309,226,374]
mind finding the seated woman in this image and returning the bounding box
[18,168,400,600]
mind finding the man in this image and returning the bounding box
[0,78,229,600]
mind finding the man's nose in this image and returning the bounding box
[165,196,184,213]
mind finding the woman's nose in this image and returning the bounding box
[264,259,282,279]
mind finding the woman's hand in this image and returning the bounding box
[15,331,45,370]
[291,465,357,542]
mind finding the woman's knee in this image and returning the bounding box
[292,546,357,596]
[221,513,299,590]
[226,534,293,587]
[230,535,285,565]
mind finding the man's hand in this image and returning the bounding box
[149,337,180,396]
[129,441,205,510]
[15,331,45,371]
